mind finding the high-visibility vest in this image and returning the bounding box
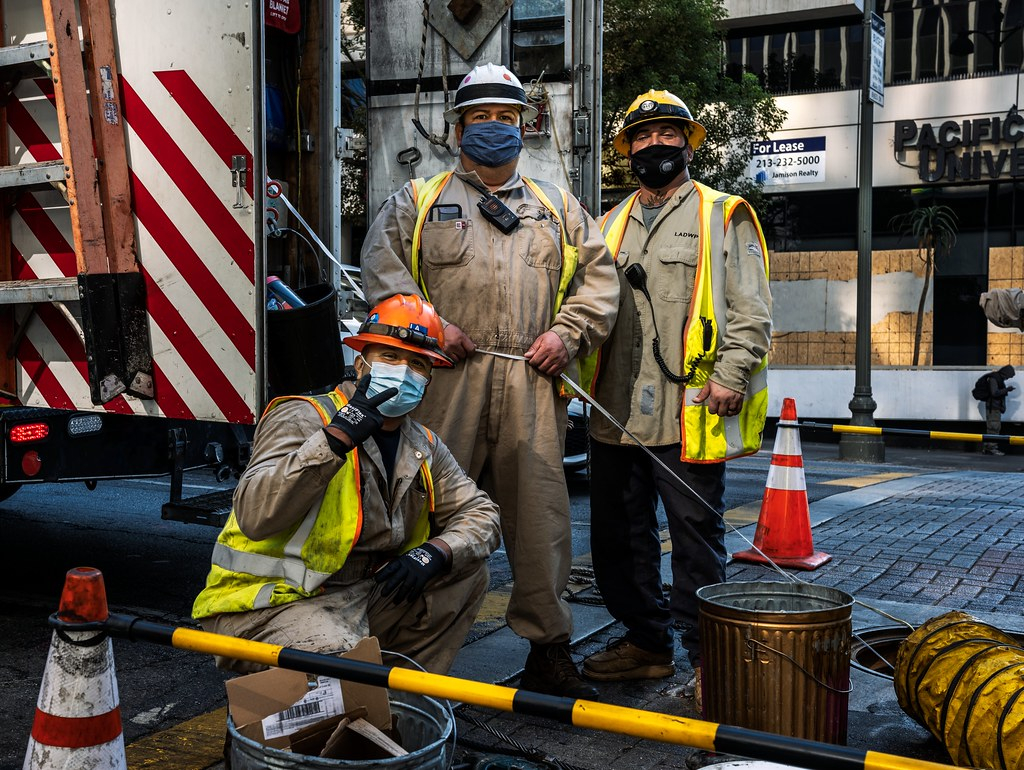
[409,171,589,396]
[192,389,436,619]
[596,181,770,462]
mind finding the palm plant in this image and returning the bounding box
[889,204,958,367]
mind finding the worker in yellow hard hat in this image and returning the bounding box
[193,294,501,676]
[580,89,773,708]
[361,63,619,699]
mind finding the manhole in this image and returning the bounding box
[850,625,1024,680]
[849,626,910,680]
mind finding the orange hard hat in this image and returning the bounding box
[344,294,454,367]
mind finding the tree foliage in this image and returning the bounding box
[601,0,785,206]
[889,204,958,367]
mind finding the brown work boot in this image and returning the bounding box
[582,638,675,681]
[683,665,703,716]
[520,642,599,700]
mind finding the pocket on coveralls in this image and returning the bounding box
[656,244,698,302]
[515,212,562,270]
[422,220,475,269]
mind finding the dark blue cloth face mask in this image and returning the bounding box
[459,121,524,167]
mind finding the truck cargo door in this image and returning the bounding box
[1,0,261,424]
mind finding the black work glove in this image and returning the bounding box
[325,375,397,451]
[373,542,447,605]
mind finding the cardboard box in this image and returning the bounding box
[226,636,395,757]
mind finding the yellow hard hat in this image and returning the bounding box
[612,89,706,156]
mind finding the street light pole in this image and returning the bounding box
[839,0,885,462]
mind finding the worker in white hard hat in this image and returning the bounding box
[361,63,619,699]
[579,89,772,709]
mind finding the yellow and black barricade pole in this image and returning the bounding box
[101,612,960,770]
[800,421,1024,447]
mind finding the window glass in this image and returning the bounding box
[891,0,914,82]
[514,0,564,20]
[918,3,942,78]
[512,0,566,78]
[818,27,843,88]
[747,35,765,80]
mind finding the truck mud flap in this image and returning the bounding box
[78,272,154,404]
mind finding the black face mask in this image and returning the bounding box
[629,144,689,189]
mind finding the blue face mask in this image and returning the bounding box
[459,121,523,167]
[365,361,429,417]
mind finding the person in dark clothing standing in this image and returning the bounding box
[972,365,1016,455]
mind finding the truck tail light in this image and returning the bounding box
[22,450,42,476]
[68,414,103,436]
[10,422,49,443]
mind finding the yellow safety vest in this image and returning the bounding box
[596,181,770,462]
[192,389,436,619]
[409,171,589,396]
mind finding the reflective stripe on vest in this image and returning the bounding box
[575,192,643,395]
[596,183,769,462]
[410,172,454,301]
[192,390,435,619]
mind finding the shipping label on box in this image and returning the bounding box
[262,675,345,740]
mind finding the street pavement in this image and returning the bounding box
[447,441,1024,770]
[185,440,1024,770]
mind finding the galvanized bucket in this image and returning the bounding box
[228,688,452,769]
[697,581,853,744]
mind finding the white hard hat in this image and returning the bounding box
[443,63,539,124]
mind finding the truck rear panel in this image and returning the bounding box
[3,0,263,423]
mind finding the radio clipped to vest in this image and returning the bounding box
[476,190,520,234]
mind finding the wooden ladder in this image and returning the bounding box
[0,0,152,404]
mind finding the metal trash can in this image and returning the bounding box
[228,689,452,769]
[698,581,853,744]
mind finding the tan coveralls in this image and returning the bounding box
[201,382,501,674]
[361,165,618,644]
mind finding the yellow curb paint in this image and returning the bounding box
[125,706,227,769]
[724,501,762,525]
[477,590,512,623]
[822,472,916,488]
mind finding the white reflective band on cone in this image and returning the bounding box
[765,463,808,492]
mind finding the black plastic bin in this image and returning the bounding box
[266,283,345,397]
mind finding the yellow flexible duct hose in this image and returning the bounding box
[894,610,1024,770]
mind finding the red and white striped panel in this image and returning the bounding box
[5,1,258,424]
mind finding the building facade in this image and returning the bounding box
[724,0,1024,424]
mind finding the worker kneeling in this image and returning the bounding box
[193,295,501,674]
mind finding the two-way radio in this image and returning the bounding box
[477,192,520,234]
[624,263,713,384]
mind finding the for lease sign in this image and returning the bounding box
[749,137,827,186]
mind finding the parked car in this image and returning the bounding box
[564,399,590,475]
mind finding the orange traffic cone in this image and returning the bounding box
[732,398,832,570]
[24,567,127,769]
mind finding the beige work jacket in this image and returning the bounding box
[361,164,619,365]
[590,181,773,447]
[233,383,501,576]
